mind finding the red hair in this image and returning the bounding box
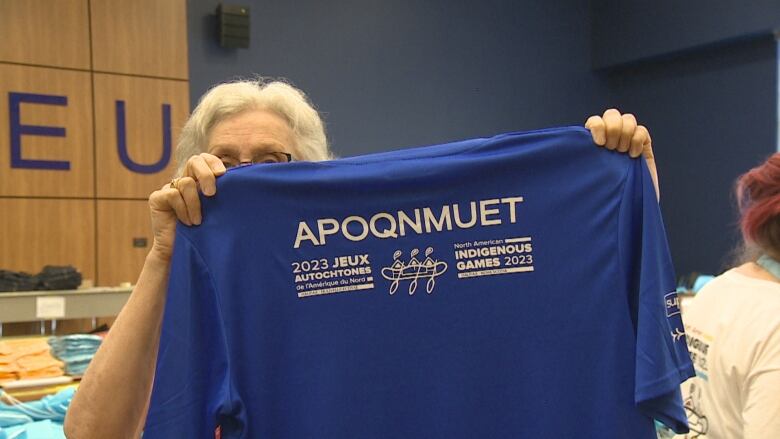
[737,153,780,255]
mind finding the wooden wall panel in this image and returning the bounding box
[0,0,90,70]
[0,0,188,337]
[0,199,95,281]
[97,200,151,286]
[0,64,94,197]
[93,74,189,198]
[90,0,188,79]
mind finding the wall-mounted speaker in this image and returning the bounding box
[217,3,249,49]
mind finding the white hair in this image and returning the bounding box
[174,78,331,176]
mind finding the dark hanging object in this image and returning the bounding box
[217,3,250,49]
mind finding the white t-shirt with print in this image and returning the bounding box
[674,269,780,439]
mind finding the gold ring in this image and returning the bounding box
[169,178,179,189]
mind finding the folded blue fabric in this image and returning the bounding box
[0,388,73,425]
[0,411,32,428]
[0,420,65,439]
[48,335,102,377]
[48,335,101,354]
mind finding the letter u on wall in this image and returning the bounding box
[94,74,189,198]
[115,100,171,174]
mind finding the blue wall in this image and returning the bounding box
[187,0,607,157]
[591,0,780,68]
[592,1,780,274]
[598,38,778,275]
[188,1,780,276]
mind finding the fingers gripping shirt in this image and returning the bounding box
[145,126,695,439]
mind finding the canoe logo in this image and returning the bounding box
[381,247,448,295]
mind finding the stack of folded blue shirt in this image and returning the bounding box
[0,387,73,439]
[47,335,102,376]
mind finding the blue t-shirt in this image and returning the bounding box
[145,126,695,438]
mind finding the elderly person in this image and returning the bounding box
[63,78,657,438]
[673,154,780,438]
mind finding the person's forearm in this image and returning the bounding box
[64,249,171,439]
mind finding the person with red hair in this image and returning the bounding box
[676,154,780,438]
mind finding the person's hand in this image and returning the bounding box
[148,153,227,260]
[585,108,659,200]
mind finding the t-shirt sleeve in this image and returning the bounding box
[743,323,780,438]
[143,231,243,438]
[618,158,697,434]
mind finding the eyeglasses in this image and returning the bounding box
[217,151,293,169]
